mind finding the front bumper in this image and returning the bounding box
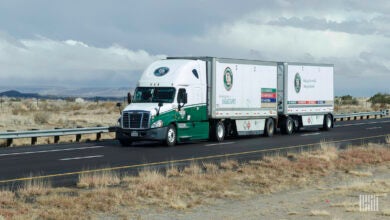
[115,126,168,141]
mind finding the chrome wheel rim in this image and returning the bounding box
[287,119,293,132]
[167,128,175,143]
[268,123,274,135]
[326,116,332,128]
[217,124,224,139]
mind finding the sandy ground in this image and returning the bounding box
[134,164,390,220]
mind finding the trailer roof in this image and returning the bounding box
[166,56,333,67]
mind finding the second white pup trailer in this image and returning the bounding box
[277,62,334,134]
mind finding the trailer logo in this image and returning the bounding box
[294,73,301,93]
[223,67,233,91]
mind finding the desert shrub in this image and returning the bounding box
[34,112,51,124]
[369,93,390,105]
[339,95,358,105]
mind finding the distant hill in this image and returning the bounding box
[0,90,40,99]
[0,90,123,101]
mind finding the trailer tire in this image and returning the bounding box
[211,121,225,142]
[264,118,274,137]
[281,116,294,135]
[165,124,177,146]
[323,114,332,131]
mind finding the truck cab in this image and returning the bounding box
[116,59,208,146]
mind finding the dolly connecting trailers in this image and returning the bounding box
[116,57,334,146]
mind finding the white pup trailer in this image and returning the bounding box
[276,62,334,134]
[115,57,334,146]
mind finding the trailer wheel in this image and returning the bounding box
[264,118,274,137]
[281,116,294,135]
[165,124,177,146]
[323,114,332,131]
[212,121,225,142]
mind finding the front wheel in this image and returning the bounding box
[165,124,177,146]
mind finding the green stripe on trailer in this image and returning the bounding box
[261,88,277,93]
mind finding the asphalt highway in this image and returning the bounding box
[0,118,389,187]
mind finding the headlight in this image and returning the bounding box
[151,120,163,128]
[117,117,121,126]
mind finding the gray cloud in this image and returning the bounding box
[0,0,389,96]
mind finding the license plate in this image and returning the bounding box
[131,131,138,137]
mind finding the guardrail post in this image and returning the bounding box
[6,138,13,147]
[96,133,101,141]
[54,136,60,144]
[30,129,39,145]
[76,134,81,142]
[54,128,61,144]
[31,137,37,145]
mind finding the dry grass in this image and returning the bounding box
[334,179,390,194]
[0,99,118,146]
[347,170,373,177]
[309,209,331,216]
[330,201,359,209]
[77,170,121,188]
[382,209,390,216]
[0,144,389,219]
[0,99,119,133]
[335,144,390,170]
[17,177,51,197]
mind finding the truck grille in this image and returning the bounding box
[122,111,150,129]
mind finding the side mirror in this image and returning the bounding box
[127,92,132,104]
[177,89,187,111]
[177,91,188,104]
[182,93,188,104]
[116,102,122,114]
[156,102,163,116]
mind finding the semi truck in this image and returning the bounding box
[115,57,334,146]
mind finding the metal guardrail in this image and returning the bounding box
[334,110,388,121]
[0,127,113,147]
[0,110,388,147]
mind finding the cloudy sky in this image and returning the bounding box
[0,0,389,96]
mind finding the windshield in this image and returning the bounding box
[133,87,176,103]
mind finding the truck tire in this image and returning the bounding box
[323,114,332,131]
[119,139,132,147]
[165,124,177,146]
[211,121,225,142]
[281,116,294,135]
[264,118,274,137]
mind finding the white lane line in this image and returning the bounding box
[204,142,235,147]
[0,146,104,157]
[301,132,321,136]
[335,120,390,127]
[59,155,104,161]
[366,127,382,130]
